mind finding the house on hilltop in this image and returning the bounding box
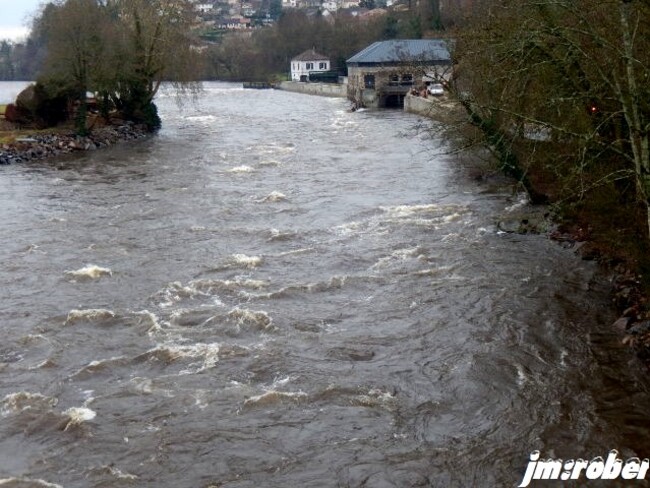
[291,49,331,82]
[346,39,451,108]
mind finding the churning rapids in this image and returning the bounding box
[1,82,650,488]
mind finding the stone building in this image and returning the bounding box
[346,39,451,108]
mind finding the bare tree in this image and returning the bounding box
[41,0,108,134]
[38,0,202,131]
[106,0,202,127]
[451,0,650,232]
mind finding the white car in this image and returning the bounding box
[427,83,444,96]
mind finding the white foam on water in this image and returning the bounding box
[254,144,295,155]
[153,281,210,307]
[371,247,421,270]
[268,228,297,241]
[377,204,470,229]
[227,308,273,330]
[62,407,96,430]
[443,212,462,223]
[64,264,112,280]
[333,221,363,236]
[28,359,57,370]
[145,342,221,372]
[271,374,297,388]
[1,392,58,416]
[0,478,63,488]
[243,390,308,408]
[353,388,398,411]
[228,165,255,173]
[192,390,210,410]
[130,377,154,395]
[379,203,441,218]
[559,349,569,368]
[190,277,270,292]
[231,254,262,269]
[257,191,287,203]
[23,244,42,254]
[515,364,528,386]
[97,465,139,480]
[413,266,453,276]
[64,309,116,325]
[275,247,315,257]
[134,310,164,335]
[185,115,216,122]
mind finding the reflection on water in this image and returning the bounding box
[0,82,648,487]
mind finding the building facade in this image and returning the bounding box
[290,49,331,82]
[346,39,452,108]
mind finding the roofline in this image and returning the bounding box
[347,60,452,68]
[345,39,452,65]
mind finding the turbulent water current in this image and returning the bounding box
[1,82,650,487]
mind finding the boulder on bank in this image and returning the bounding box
[3,103,26,124]
[496,204,552,235]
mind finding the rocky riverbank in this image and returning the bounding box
[0,122,150,165]
[493,196,650,368]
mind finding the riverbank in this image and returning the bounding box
[424,92,650,369]
[0,121,150,165]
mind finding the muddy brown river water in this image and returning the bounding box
[1,82,649,487]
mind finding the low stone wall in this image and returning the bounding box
[277,81,347,98]
[404,93,462,123]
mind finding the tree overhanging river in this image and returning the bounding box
[1,82,649,487]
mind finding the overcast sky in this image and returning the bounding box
[0,0,43,41]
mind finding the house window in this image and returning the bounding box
[401,73,413,85]
[319,62,327,70]
[364,74,375,89]
[389,74,399,86]
[306,62,314,70]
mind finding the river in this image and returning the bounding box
[1,82,649,487]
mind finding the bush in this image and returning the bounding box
[14,82,72,128]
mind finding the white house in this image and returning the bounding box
[195,3,214,13]
[322,0,339,11]
[290,49,330,82]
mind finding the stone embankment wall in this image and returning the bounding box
[277,81,347,98]
[404,93,462,123]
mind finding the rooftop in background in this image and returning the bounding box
[347,39,451,65]
[292,49,330,62]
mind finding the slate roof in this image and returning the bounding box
[292,49,330,62]
[347,39,451,65]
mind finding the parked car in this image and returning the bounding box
[427,83,444,96]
